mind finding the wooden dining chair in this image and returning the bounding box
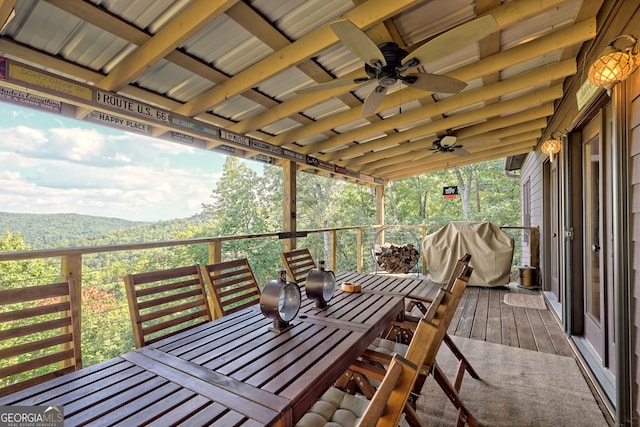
[0,279,82,398]
[386,253,479,389]
[295,283,449,427]
[200,258,261,318]
[280,248,316,285]
[353,265,478,426]
[123,264,212,348]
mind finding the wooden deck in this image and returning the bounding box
[449,284,573,357]
[401,273,574,357]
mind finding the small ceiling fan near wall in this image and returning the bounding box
[429,135,469,156]
[298,15,499,116]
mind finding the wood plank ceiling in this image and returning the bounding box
[0,0,608,183]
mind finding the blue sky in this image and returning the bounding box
[0,102,259,222]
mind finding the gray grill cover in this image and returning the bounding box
[423,221,514,287]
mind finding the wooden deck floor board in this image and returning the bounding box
[485,288,503,344]
[500,296,518,347]
[539,309,574,356]
[470,288,488,340]
[455,287,479,338]
[526,308,557,353]
[512,306,537,350]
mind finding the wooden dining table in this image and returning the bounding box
[0,273,426,426]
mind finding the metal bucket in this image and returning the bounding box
[519,265,537,288]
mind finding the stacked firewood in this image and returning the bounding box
[375,243,420,273]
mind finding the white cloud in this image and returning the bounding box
[0,107,228,221]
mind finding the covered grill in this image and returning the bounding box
[423,221,514,287]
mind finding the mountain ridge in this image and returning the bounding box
[0,212,201,248]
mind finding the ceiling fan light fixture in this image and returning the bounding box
[588,35,638,87]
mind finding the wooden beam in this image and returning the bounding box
[354,125,545,172]
[172,0,423,117]
[313,60,574,159]
[543,1,640,142]
[44,0,287,119]
[452,106,552,139]
[101,0,238,93]
[383,142,535,180]
[75,0,239,119]
[225,1,363,128]
[367,132,540,176]
[0,0,15,31]
[324,82,563,165]
[343,115,549,168]
[265,17,595,147]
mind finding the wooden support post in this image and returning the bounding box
[421,226,427,275]
[207,240,223,315]
[375,183,385,246]
[61,254,82,367]
[329,229,336,272]
[208,240,222,264]
[357,228,364,273]
[282,161,297,253]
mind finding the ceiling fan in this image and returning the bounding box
[429,135,468,156]
[297,15,499,116]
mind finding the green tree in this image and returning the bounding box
[0,231,58,288]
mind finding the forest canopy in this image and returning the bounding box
[1,157,520,370]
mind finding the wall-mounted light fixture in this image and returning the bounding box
[588,35,638,88]
[260,269,301,332]
[541,132,562,162]
[305,260,336,310]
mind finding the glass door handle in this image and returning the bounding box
[592,244,600,252]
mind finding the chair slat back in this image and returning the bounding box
[408,266,472,367]
[356,354,409,427]
[280,249,316,285]
[123,265,211,348]
[0,280,82,397]
[445,253,472,291]
[201,258,260,318]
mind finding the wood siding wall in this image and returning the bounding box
[521,68,640,421]
[630,70,640,421]
[520,150,545,280]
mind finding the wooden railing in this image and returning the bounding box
[0,224,539,368]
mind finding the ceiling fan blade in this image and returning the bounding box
[403,15,499,68]
[362,86,387,116]
[456,137,500,148]
[296,77,369,94]
[331,20,386,68]
[452,148,469,156]
[403,73,467,93]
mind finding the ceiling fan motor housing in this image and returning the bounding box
[364,42,410,86]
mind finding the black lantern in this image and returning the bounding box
[260,268,301,332]
[305,260,336,309]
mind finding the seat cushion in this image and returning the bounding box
[368,337,409,356]
[295,387,370,427]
